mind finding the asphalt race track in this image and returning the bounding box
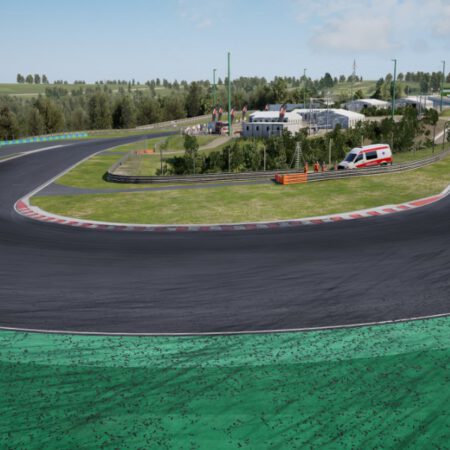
[0,137,449,334]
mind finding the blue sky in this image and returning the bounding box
[0,0,448,83]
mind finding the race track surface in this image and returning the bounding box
[0,137,449,334]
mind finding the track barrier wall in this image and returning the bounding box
[0,133,88,147]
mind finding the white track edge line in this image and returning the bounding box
[0,312,449,337]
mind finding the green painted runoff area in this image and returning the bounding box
[33,148,450,224]
[1,318,449,448]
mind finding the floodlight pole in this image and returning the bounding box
[228,52,232,137]
[303,68,307,107]
[213,68,217,108]
[391,59,397,121]
[441,60,446,114]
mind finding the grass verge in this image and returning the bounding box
[0,317,449,448]
[33,151,450,224]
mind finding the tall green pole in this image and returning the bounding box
[391,59,397,121]
[441,60,446,114]
[228,52,232,137]
[213,68,217,109]
[303,68,307,107]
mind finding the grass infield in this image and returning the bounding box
[33,149,450,225]
[0,317,449,448]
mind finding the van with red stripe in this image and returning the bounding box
[338,144,392,170]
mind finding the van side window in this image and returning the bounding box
[355,154,363,162]
[366,151,378,160]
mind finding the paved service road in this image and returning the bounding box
[0,137,449,334]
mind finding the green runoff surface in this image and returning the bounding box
[0,317,449,448]
[54,136,226,189]
[33,148,450,225]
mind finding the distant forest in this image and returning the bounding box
[1,71,448,140]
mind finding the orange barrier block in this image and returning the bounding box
[136,149,155,155]
[275,173,308,185]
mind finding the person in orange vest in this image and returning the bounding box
[314,161,320,172]
[212,108,217,122]
[321,161,327,172]
[303,163,309,173]
[218,107,223,121]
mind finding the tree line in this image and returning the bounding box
[162,108,443,176]
[1,70,448,140]
[16,74,49,84]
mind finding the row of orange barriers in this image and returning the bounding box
[275,173,308,185]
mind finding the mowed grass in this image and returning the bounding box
[1,318,449,448]
[33,151,450,224]
[56,135,228,187]
[0,83,152,97]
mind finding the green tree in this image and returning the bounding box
[112,96,136,129]
[0,107,20,140]
[34,97,64,133]
[161,94,186,121]
[137,96,160,125]
[88,91,112,129]
[16,74,25,83]
[34,74,41,84]
[42,74,49,84]
[185,82,203,117]
[70,107,89,131]
[26,107,44,136]
[25,74,33,84]
[271,78,288,104]
[183,134,199,174]
[423,108,439,151]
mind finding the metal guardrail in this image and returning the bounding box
[88,115,211,136]
[106,149,450,185]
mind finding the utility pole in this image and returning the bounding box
[303,68,307,107]
[328,138,333,167]
[350,60,356,100]
[441,60,446,114]
[391,59,397,121]
[159,141,163,175]
[227,52,232,137]
[213,68,217,109]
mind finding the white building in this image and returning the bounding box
[395,96,434,110]
[242,111,303,138]
[345,98,390,112]
[292,108,365,130]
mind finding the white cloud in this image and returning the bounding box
[177,0,214,29]
[311,16,393,52]
[291,0,450,53]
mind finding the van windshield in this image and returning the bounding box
[345,153,357,162]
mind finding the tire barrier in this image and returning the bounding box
[0,132,88,147]
[106,149,450,185]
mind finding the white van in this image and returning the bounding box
[338,144,393,170]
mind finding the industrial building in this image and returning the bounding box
[395,96,433,110]
[292,108,365,130]
[242,107,365,138]
[345,98,390,112]
[242,111,303,138]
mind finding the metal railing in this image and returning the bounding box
[106,148,450,185]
